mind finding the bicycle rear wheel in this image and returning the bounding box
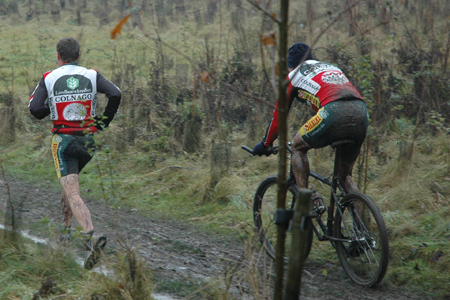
[253,175,313,261]
[334,192,389,287]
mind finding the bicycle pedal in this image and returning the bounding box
[315,205,326,215]
[312,192,326,215]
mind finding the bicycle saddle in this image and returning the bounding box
[331,139,355,149]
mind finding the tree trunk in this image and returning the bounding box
[0,93,15,145]
[284,189,312,299]
[155,0,167,28]
[274,0,290,299]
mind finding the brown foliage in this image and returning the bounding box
[111,14,131,39]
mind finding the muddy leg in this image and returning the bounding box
[61,191,72,227]
[291,133,312,189]
[336,157,360,194]
[59,174,94,233]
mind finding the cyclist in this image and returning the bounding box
[253,42,368,200]
[28,37,121,269]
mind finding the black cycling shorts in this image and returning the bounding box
[51,133,95,179]
[299,99,368,162]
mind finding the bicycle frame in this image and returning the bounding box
[242,141,355,242]
[287,141,354,243]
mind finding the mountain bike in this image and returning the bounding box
[242,140,389,287]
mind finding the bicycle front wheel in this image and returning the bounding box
[253,175,313,261]
[334,192,389,287]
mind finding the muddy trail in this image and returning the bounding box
[0,176,425,299]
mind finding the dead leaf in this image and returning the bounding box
[201,71,210,82]
[111,14,131,39]
[261,35,276,46]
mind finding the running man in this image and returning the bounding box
[29,37,121,269]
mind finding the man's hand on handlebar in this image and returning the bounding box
[253,142,273,157]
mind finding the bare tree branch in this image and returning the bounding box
[400,15,421,54]
[341,21,392,49]
[286,0,365,81]
[220,81,276,109]
[309,0,363,49]
[247,0,280,24]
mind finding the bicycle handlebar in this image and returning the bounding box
[241,145,255,155]
[241,145,280,156]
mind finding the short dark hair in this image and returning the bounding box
[56,37,80,63]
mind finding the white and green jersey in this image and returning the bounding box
[29,62,121,134]
[45,64,98,122]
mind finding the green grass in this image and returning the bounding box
[2,0,450,298]
[5,126,450,298]
[154,275,206,299]
[0,128,259,236]
[0,229,154,299]
[4,125,450,298]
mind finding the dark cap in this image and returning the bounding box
[287,43,313,68]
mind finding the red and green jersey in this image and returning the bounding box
[262,60,364,147]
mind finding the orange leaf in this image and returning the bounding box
[201,71,210,82]
[261,35,275,46]
[272,13,277,19]
[275,64,279,76]
[111,14,131,39]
